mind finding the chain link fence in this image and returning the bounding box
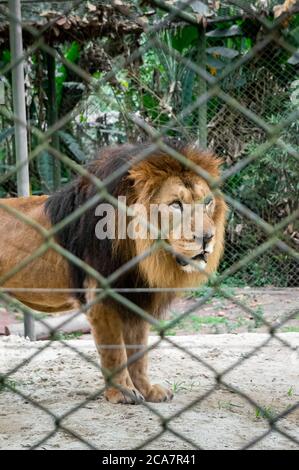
[0,0,298,450]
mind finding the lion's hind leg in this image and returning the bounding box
[88,304,145,404]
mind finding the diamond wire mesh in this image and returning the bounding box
[0,0,298,450]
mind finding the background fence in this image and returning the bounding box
[0,0,298,450]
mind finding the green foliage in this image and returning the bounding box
[228,142,299,219]
[169,26,199,52]
[0,49,11,66]
[56,42,80,108]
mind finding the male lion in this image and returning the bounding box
[0,140,227,404]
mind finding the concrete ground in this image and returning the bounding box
[0,333,298,450]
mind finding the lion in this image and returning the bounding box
[0,140,227,404]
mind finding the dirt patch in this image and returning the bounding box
[0,333,298,450]
[1,288,298,338]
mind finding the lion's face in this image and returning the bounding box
[153,175,216,273]
[126,146,227,287]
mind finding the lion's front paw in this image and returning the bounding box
[104,386,145,405]
[145,384,174,403]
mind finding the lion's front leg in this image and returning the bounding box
[88,304,145,404]
[124,319,173,403]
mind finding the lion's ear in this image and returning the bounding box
[127,166,148,186]
[127,160,162,188]
[187,148,223,178]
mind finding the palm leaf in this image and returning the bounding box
[0,126,14,143]
[36,150,55,194]
[58,131,86,162]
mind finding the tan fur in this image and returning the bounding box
[0,196,76,312]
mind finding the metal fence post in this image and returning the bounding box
[46,51,61,190]
[8,0,35,341]
[197,24,207,149]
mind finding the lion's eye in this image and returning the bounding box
[204,196,213,206]
[170,200,183,211]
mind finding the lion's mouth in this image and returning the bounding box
[175,252,208,267]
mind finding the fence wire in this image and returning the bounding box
[0,0,298,450]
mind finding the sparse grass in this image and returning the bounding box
[166,380,197,393]
[282,326,299,333]
[190,285,214,303]
[287,386,294,397]
[163,329,177,336]
[52,331,83,341]
[0,373,35,393]
[227,316,250,332]
[218,400,244,412]
[255,405,276,420]
[167,381,186,393]
[14,312,49,321]
[192,283,237,301]
[160,314,228,335]
[0,376,18,393]
[196,316,226,324]
[253,306,265,328]
[190,315,227,330]
[155,319,177,336]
